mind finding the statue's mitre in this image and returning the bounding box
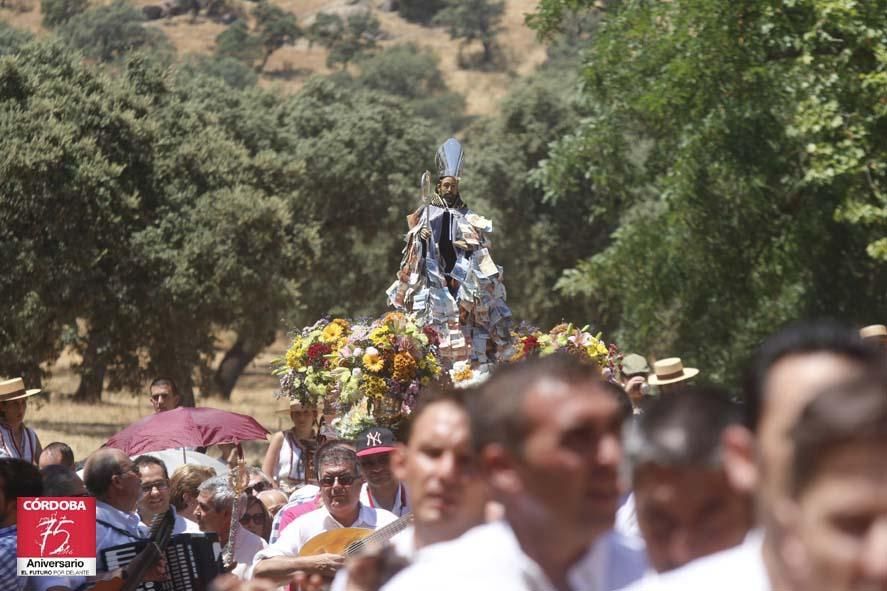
[436,138,464,179]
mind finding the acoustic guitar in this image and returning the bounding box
[92,508,175,591]
[298,512,413,557]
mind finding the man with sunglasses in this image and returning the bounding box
[356,427,411,518]
[134,455,200,534]
[252,441,398,585]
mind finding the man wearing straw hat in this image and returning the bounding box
[646,358,700,394]
[860,324,886,354]
[0,377,44,464]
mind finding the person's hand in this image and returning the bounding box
[624,376,647,400]
[308,553,345,578]
[143,556,168,581]
[344,546,410,591]
[210,573,281,591]
[419,227,431,240]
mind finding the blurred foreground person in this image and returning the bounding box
[0,458,42,591]
[332,389,489,591]
[384,354,646,591]
[624,386,751,574]
[621,319,881,591]
[775,376,887,591]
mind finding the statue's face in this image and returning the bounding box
[438,176,459,199]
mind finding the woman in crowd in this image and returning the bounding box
[170,463,217,521]
[261,399,318,494]
[240,495,272,541]
[0,377,43,464]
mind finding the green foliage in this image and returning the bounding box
[530,0,887,383]
[215,20,263,66]
[0,22,32,56]
[353,43,466,133]
[59,0,173,63]
[253,1,301,71]
[41,0,89,28]
[433,0,504,66]
[180,54,258,89]
[308,10,380,69]
[398,0,444,25]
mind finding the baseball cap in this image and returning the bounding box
[622,353,650,377]
[355,426,397,457]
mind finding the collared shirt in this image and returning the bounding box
[360,483,411,517]
[229,525,267,581]
[140,506,200,535]
[254,503,398,562]
[269,497,320,544]
[617,530,770,591]
[382,520,647,591]
[96,500,149,572]
[0,524,25,591]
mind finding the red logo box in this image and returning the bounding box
[17,497,96,577]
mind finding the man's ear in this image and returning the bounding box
[482,444,522,496]
[722,424,758,494]
[391,443,408,482]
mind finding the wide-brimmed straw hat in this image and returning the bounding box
[647,357,699,386]
[0,378,42,403]
[860,324,887,340]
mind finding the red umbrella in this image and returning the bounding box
[103,407,270,455]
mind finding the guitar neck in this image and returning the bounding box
[344,513,413,557]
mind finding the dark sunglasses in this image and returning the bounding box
[319,474,357,487]
[240,512,266,525]
[245,482,269,495]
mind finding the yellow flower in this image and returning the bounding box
[363,376,387,399]
[362,347,385,372]
[369,326,391,348]
[392,352,417,382]
[452,365,474,383]
[420,354,441,376]
[321,321,345,343]
[285,338,304,369]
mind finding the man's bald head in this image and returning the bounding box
[257,489,288,517]
[84,448,131,499]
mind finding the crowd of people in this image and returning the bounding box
[0,319,885,591]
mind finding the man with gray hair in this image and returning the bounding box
[252,441,398,585]
[194,475,267,580]
[624,385,752,574]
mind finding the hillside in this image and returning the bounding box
[0,0,547,116]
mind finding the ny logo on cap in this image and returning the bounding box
[366,431,382,447]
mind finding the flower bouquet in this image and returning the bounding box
[272,318,351,407]
[332,312,443,422]
[510,323,623,379]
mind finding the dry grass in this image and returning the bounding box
[27,334,293,467]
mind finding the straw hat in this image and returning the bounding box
[860,324,887,340]
[647,357,699,386]
[0,378,42,403]
[274,398,316,415]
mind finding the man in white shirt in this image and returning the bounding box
[252,442,397,585]
[384,355,646,591]
[194,475,267,581]
[620,320,883,591]
[133,454,200,534]
[355,427,411,518]
[624,385,752,574]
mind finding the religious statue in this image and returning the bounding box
[387,138,511,366]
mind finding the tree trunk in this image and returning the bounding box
[212,335,265,400]
[73,336,106,403]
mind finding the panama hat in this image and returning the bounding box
[274,398,316,415]
[647,357,699,386]
[0,377,42,403]
[860,324,887,340]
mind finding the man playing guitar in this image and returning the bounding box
[251,441,397,586]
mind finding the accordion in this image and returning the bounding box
[101,532,222,591]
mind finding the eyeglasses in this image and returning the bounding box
[240,512,266,525]
[319,474,357,487]
[245,482,269,496]
[140,481,170,493]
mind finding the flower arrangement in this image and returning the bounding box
[273,318,351,407]
[332,312,444,420]
[510,323,623,378]
[449,360,491,389]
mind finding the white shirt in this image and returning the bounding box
[614,493,645,548]
[95,500,150,571]
[618,530,770,591]
[230,525,268,581]
[254,503,398,561]
[382,520,647,591]
[277,432,306,482]
[360,482,411,517]
[140,506,201,535]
